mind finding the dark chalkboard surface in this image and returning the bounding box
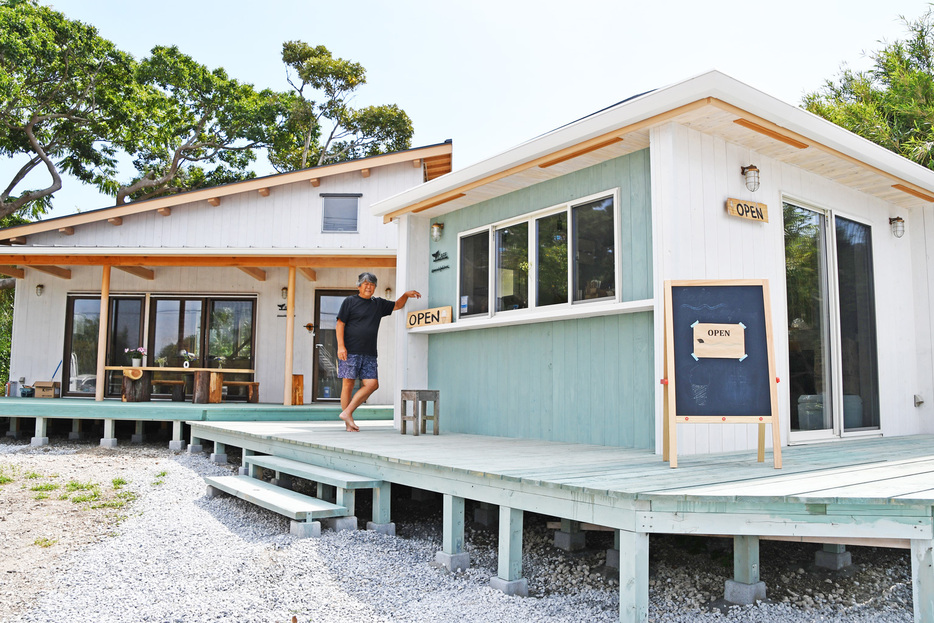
[663,280,781,468]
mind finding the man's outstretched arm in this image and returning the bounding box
[393,290,422,311]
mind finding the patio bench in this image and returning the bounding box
[222,380,259,403]
[244,455,383,520]
[204,474,346,537]
[152,379,185,402]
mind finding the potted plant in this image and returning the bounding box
[155,356,167,367]
[125,347,146,367]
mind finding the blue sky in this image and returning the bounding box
[13,0,934,217]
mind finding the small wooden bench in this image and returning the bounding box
[205,474,347,537]
[244,455,384,518]
[152,379,186,402]
[223,380,259,403]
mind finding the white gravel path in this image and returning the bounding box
[0,441,916,623]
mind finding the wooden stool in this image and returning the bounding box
[400,389,440,436]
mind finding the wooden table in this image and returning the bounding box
[105,367,255,403]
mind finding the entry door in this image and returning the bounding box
[783,201,880,440]
[312,290,356,401]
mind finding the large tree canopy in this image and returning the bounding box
[803,9,934,169]
[0,0,136,218]
[269,41,414,171]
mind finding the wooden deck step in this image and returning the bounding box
[204,475,348,521]
[244,455,382,489]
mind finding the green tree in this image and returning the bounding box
[0,0,137,218]
[268,41,414,171]
[803,8,934,168]
[103,46,289,203]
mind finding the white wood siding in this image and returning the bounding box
[652,122,927,455]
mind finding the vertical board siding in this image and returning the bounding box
[428,312,654,449]
[422,149,654,449]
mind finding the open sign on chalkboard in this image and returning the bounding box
[662,279,782,469]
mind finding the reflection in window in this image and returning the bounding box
[496,223,528,311]
[152,299,203,367]
[573,197,615,302]
[65,298,101,395]
[208,300,253,369]
[537,212,568,306]
[459,231,489,317]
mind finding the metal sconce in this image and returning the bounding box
[431,222,444,242]
[890,216,905,238]
[741,165,760,192]
[35,284,43,297]
[385,287,393,299]
[281,287,288,299]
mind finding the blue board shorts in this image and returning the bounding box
[338,353,379,380]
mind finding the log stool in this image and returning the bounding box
[400,389,440,436]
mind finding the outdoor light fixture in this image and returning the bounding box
[35,284,43,297]
[431,222,444,242]
[304,323,314,333]
[890,216,906,238]
[281,287,288,299]
[385,287,393,299]
[741,165,760,192]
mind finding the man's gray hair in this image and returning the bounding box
[356,272,378,286]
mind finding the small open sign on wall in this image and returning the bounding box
[407,306,453,329]
[726,198,769,223]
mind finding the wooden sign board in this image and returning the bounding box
[407,306,453,329]
[726,198,769,223]
[663,279,781,469]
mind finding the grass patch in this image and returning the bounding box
[33,537,57,548]
[33,492,50,500]
[66,480,97,492]
[112,477,128,489]
[29,482,59,492]
[58,493,70,500]
[70,490,101,504]
[0,465,14,485]
[156,470,168,478]
[24,471,43,480]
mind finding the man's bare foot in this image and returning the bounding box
[339,411,360,432]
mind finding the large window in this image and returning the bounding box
[321,194,360,232]
[458,190,618,319]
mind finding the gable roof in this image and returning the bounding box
[370,71,934,222]
[0,141,453,244]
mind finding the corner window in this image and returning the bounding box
[456,189,619,320]
[321,194,360,232]
[459,230,489,317]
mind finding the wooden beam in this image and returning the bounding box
[31,265,71,279]
[58,227,74,235]
[361,168,370,178]
[732,118,810,149]
[538,137,624,168]
[310,178,320,187]
[409,193,467,216]
[0,265,24,278]
[412,159,421,168]
[0,254,396,269]
[207,197,220,207]
[298,267,317,282]
[95,265,111,401]
[108,217,123,226]
[8,237,26,245]
[283,266,296,405]
[116,266,155,280]
[238,266,267,281]
[893,183,934,202]
[258,187,270,197]
[157,207,171,217]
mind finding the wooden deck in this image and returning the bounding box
[187,420,934,622]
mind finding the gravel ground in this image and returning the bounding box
[0,437,916,623]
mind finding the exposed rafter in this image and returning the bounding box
[258,188,270,197]
[31,265,71,279]
[0,265,24,278]
[59,227,74,235]
[157,207,171,217]
[108,217,123,226]
[207,197,220,207]
[298,267,317,281]
[238,267,267,281]
[116,266,155,280]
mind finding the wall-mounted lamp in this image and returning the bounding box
[35,284,43,297]
[741,165,760,192]
[431,222,444,242]
[304,323,314,333]
[890,216,906,238]
[281,287,288,299]
[385,287,393,299]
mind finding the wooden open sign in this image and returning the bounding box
[692,322,746,360]
[407,306,453,329]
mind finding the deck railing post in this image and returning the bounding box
[436,494,469,572]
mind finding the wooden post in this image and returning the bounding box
[442,494,466,555]
[498,506,523,581]
[283,266,296,405]
[292,374,303,405]
[912,539,934,623]
[95,266,111,401]
[121,369,152,402]
[619,529,649,623]
[733,535,760,584]
[193,371,222,403]
[372,481,391,525]
[336,488,356,516]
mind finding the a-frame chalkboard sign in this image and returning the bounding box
[662,279,782,469]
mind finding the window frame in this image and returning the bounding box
[455,188,622,322]
[320,193,362,233]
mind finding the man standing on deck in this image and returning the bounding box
[336,272,421,431]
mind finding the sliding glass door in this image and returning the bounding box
[784,201,880,440]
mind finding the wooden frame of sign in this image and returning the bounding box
[662,279,782,469]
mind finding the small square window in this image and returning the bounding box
[322,196,358,232]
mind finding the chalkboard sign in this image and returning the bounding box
[663,280,781,469]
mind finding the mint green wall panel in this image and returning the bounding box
[424,149,654,449]
[428,312,654,449]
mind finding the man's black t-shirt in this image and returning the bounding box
[337,295,395,356]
